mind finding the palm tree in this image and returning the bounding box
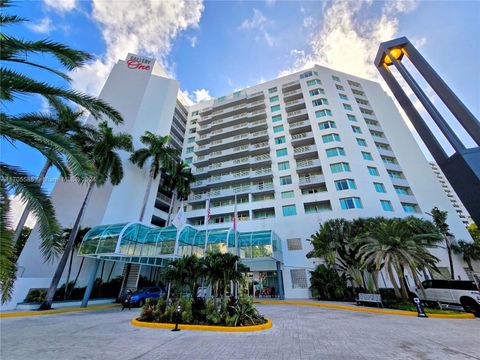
[12,97,95,247]
[163,161,195,225]
[429,207,455,279]
[129,132,177,222]
[166,255,204,302]
[354,219,441,300]
[40,122,133,309]
[452,240,480,272]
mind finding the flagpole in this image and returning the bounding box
[204,196,210,254]
[234,194,239,298]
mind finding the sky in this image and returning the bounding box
[2,0,479,225]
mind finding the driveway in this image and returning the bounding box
[1,304,479,360]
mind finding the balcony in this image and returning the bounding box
[285,98,306,112]
[197,111,249,135]
[287,108,309,123]
[282,80,301,92]
[397,193,418,204]
[249,109,267,121]
[389,177,410,187]
[299,174,325,188]
[376,147,395,158]
[291,131,314,146]
[371,134,389,145]
[383,162,402,172]
[249,141,270,155]
[293,145,318,159]
[296,158,321,173]
[283,88,303,102]
[247,91,265,101]
[289,120,312,134]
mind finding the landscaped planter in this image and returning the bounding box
[131,318,272,332]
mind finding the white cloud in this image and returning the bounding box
[43,0,77,13]
[265,0,276,7]
[179,88,212,104]
[189,35,198,48]
[26,17,55,34]
[280,0,419,81]
[240,8,275,47]
[8,195,37,230]
[303,16,314,28]
[69,0,204,96]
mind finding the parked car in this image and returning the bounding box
[130,287,166,307]
[411,280,480,316]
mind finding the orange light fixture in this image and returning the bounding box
[384,48,403,65]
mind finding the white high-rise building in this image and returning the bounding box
[5,56,473,309]
[428,161,473,226]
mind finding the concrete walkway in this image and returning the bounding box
[1,304,479,359]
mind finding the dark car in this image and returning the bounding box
[130,287,165,307]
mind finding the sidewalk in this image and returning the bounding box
[0,303,119,318]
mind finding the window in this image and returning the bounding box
[273,125,284,133]
[268,86,277,94]
[275,136,286,145]
[343,103,353,111]
[325,147,345,157]
[318,121,336,130]
[368,166,379,176]
[253,193,275,202]
[276,148,288,157]
[185,157,192,164]
[305,201,332,213]
[302,186,327,195]
[402,203,419,213]
[186,147,194,153]
[335,179,356,190]
[365,119,379,126]
[330,162,351,173]
[233,91,242,98]
[278,161,290,171]
[356,138,367,147]
[315,109,332,118]
[272,114,282,122]
[280,175,292,185]
[312,98,329,106]
[332,75,341,82]
[189,128,196,134]
[336,84,345,91]
[340,197,363,209]
[362,152,373,160]
[381,200,393,211]
[300,71,315,79]
[394,186,409,195]
[348,80,361,87]
[191,119,197,125]
[270,95,279,103]
[281,190,295,199]
[370,130,385,138]
[282,204,297,216]
[271,105,281,112]
[187,137,195,143]
[382,156,397,164]
[347,114,357,122]
[374,182,386,193]
[287,238,302,251]
[307,79,322,86]
[352,126,362,134]
[290,269,308,288]
[388,170,403,179]
[191,110,199,116]
[339,94,348,100]
[309,88,325,96]
[322,133,341,143]
[375,142,391,150]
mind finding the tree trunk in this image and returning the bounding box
[40,181,95,310]
[64,245,75,301]
[68,257,85,298]
[166,190,176,226]
[397,266,410,300]
[386,262,401,299]
[12,159,52,246]
[445,236,455,280]
[139,165,156,222]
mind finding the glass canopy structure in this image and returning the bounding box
[78,222,282,267]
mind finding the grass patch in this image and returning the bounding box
[387,302,466,315]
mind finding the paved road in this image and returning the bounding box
[1,304,479,360]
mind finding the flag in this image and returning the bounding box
[233,195,237,231]
[205,197,211,224]
[172,201,185,228]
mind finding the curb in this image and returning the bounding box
[254,301,476,319]
[0,304,120,318]
[131,318,272,332]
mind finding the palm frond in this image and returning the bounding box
[0,163,63,261]
[4,58,71,81]
[0,179,16,303]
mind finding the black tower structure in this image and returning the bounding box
[374,37,480,225]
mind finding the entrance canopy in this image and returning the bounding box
[78,222,282,267]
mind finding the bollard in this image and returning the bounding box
[172,305,181,332]
[413,297,428,318]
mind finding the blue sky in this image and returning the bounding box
[2,0,479,204]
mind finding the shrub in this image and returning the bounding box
[309,265,349,301]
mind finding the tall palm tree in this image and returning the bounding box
[129,132,177,222]
[163,161,195,225]
[40,122,133,309]
[452,240,480,272]
[12,97,94,247]
[429,207,455,279]
[354,219,441,300]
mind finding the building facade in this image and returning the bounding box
[428,162,473,226]
[4,55,473,309]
